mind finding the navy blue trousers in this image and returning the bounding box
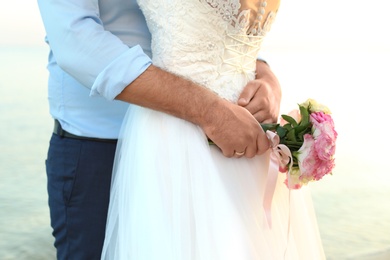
[46,134,117,260]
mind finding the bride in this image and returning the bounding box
[101,0,325,259]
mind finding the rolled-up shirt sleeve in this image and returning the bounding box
[37,0,152,100]
[90,45,151,100]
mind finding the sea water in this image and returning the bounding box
[0,45,389,259]
[0,46,55,259]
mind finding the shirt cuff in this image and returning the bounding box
[90,45,152,100]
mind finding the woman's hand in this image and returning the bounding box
[238,60,281,124]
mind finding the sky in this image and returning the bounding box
[0,1,45,46]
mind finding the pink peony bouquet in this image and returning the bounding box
[262,99,338,189]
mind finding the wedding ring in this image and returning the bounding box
[235,151,245,156]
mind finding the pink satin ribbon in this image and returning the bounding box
[263,130,292,228]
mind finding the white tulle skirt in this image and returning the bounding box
[101,105,326,260]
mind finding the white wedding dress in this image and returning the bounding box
[101,0,326,259]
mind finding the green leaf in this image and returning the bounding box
[260,123,279,132]
[296,126,311,142]
[284,140,303,147]
[293,121,311,135]
[299,105,310,126]
[280,114,298,126]
[276,126,287,139]
[283,124,293,132]
[283,141,303,152]
[286,128,297,142]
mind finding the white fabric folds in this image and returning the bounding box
[101,107,325,260]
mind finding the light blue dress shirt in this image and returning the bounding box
[38,0,153,138]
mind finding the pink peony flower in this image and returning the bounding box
[295,134,317,182]
[289,113,337,187]
[262,98,337,190]
[310,112,337,161]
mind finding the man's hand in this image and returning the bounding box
[201,99,270,158]
[238,60,281,124]
[117,65,270,158]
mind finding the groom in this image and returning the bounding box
[37,0,281,259]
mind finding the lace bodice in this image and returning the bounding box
[138,0,278,102]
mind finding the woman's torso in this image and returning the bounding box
[138,0,280,102]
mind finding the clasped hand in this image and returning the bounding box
[204,61,281,158]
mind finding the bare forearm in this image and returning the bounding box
[115,64,270,157]
[115,65,220,128]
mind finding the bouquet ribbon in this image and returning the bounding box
[263,130,292,228]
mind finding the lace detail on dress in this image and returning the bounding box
[221,34,263,78]
[202,0,275,36]
[137,0,278,102]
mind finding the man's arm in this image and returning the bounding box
[116,65,270,158]
[37,0,152,99]
[38,0,270,157]
[238,60,282,123]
